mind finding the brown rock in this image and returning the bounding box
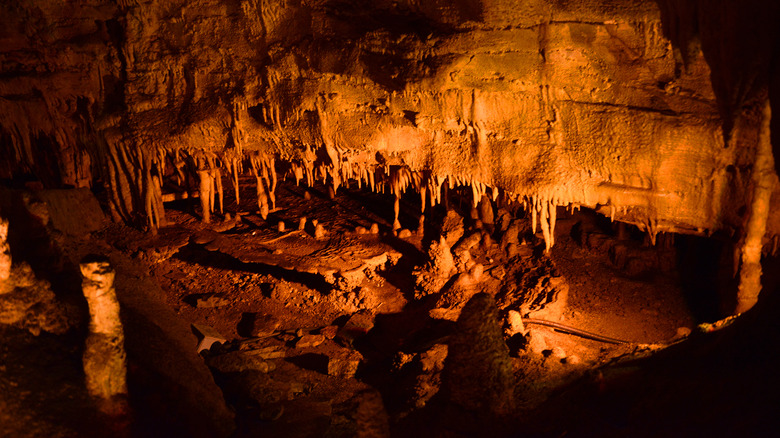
[336,313,375,346]
[441,293,515,417]
[240,313,281,337]
[327,348,363,378]
[320,325,339,340]
[296,334,325,348]
[206,350,276,374]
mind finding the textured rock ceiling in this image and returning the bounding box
[0,0,778,245]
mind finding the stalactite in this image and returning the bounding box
[222,148,242,210]
[249,151,275,220]
[142,150,166,234]
[267,156,277,210]
[540,198,551,253]
[213,166,224,214]
[548,199,557,247]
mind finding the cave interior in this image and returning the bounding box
[1,0,780,437]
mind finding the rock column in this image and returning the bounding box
[737,100,776,314]
[80,256,128,411]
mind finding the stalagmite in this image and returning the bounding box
[250,152,274,220]
[198,169,214,223]
[736,100,776,314]
[478,194,494,226]
[213,167,224,214]
[255,173,269,220]
[315,223,326,239]
[393,196,401,231]
[0,218,10,286]
[390,166,411,231]
[80,256,127,411]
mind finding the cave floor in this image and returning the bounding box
[0,179,707,437]
[127,178,697,436]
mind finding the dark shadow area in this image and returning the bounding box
[174,243,333,294]
[120,305,233,438]
[0,190,86,308]
[675,233,734,322]
[527,264,780,438]
[0,326,103,437]
[286,353,329,374]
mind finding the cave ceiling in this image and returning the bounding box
[0,0,779,242]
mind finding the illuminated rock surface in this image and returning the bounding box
[1,1,779,437]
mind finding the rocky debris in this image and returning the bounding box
[551,347,567,359]
[239,344,286,360]
[495,209,513,235]
[193,323,228,353]
[369,223,380,234]
[441,293,515,418]
[0,217,72,336]
[352,389,391,438]
[452,232,482,259]
[387,342,451,412]
[439,210,465,247]
[187,293,230,308]
[414,236,456,299]
[336,313,375,347]
[331,286,376,313]
[269,281,298,302]
[295,334,325,348]
[320,325,338,340]
[478,195,494,227]
[397,229,412,239]
[206,350,276,374]
[676,326,692,338]
[298,217,307,230]
[496,257,569,322]
[506,310,526,336]
[327,348,363,378]
[524,329,549,355]
[192,230,219,245]
[0,262,70,335]
[238,312,281,337]
[420,343,448,373]
[430,263,485,321]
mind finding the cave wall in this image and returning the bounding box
[0,0,777,240]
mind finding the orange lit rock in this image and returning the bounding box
[79,256,127,409]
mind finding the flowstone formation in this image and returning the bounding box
[2,0,778,243]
